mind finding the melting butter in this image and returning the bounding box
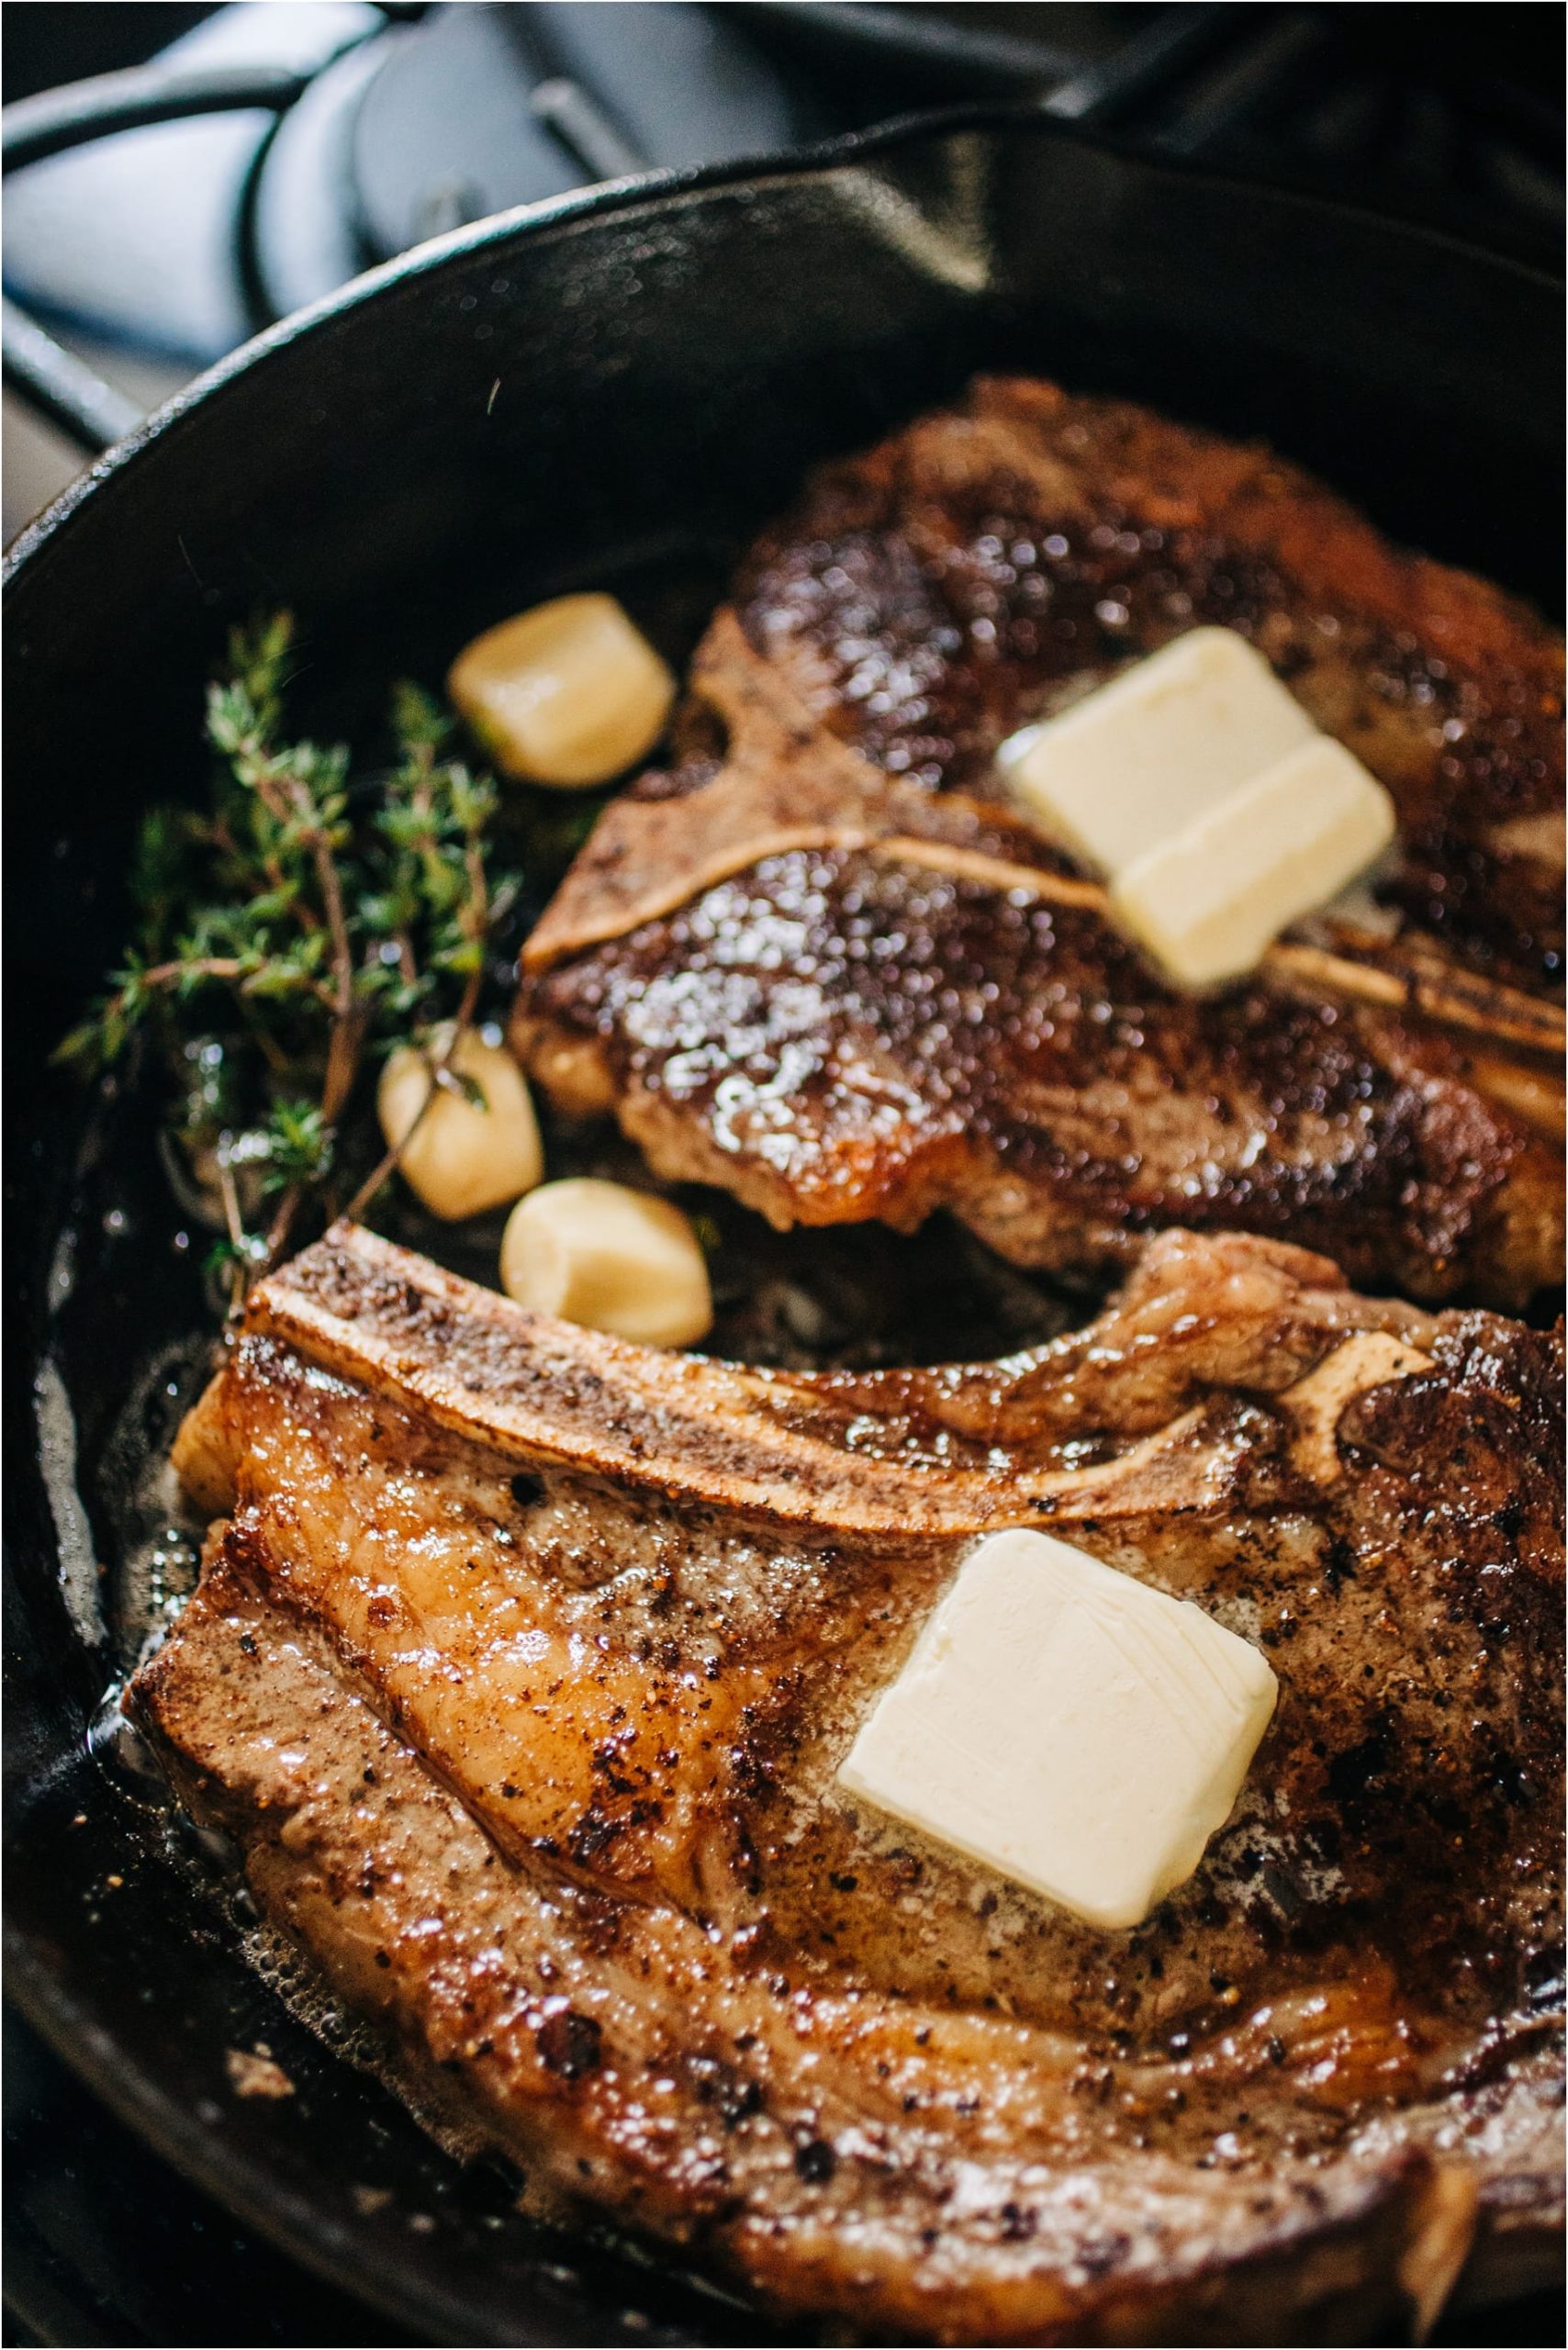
[999,626,1396,987]
[1002,627,1316,875]
[1110,734,1395,988]
[838,1528,1277,1933]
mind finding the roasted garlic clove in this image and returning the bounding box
[499,1178,712,1348]
[448,593,675,788]
[378,1025,543,1221]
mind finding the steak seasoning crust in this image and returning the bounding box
[131,1223,1564,2344]
[516,378,1565,1307]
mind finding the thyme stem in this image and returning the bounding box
[56,614,524,1281]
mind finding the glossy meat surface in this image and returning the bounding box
[517,381,1564,1307]
[735,377,1564,990]
[132,1225,1564,2343]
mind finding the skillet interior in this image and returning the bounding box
[5,106,1562,2346]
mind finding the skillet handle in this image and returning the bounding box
[1,297,140,458]
[1,61,320,457]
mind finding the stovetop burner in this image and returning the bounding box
[5,3,1562,408]
[350,4,819,262]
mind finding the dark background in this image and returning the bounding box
[6,5,1565,112]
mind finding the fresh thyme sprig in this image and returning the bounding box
[56,613,523,1306]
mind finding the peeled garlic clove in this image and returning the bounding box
[500,1178,712,1348]
[448,593,675,789]
[378,1025,543,1222]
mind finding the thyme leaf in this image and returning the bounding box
[56,612,525,1308]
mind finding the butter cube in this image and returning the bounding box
[838,1528,1276,1932]
[1004,627,1316,875]
[1110,735,1396,989]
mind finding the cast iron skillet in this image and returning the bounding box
[5,106,1562,2348]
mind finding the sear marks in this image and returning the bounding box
[738,377,1564,988]
[130,1223,1563,2344]
[523,839,1552,1305]
[516,380,1563,1309]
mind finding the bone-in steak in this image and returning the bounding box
[515,380,1564,1306]
[131,1223,1563,2343]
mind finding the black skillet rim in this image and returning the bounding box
[4,94,1562,2346]
[4,92,1559,593]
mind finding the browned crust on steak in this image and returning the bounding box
[516,795,1562,1309]
[129,1225,1564,2343]
[522,610,1100,970]
[514,383,1564,1309]
[523,618,1563,1072]
[735,376,1565,990]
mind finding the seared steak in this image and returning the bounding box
[734,377,1564,990]
[515,381,1564,1306]
[132,1222,1563,2344]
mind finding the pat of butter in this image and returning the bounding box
[1003,627,1316,875]
[1109,735,1396,988]
[838,1528,1277,1933]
